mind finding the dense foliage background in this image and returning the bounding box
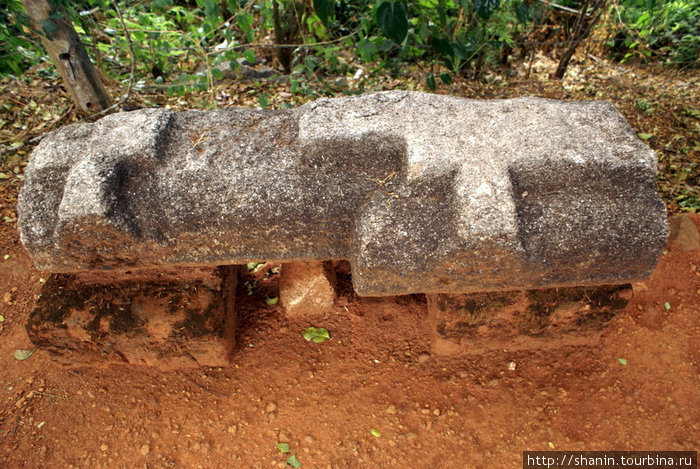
[1,0,697,92]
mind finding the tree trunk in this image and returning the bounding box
[553,0,607,79]
[22,0,112,113]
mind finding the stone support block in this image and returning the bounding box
[279,261,336,316]
[26,267,237,368]
[426,285,633,354]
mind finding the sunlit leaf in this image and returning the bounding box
[277,442,290,453]
[286,454,302,467]
[14,349,35,361]
[302,327,330,343]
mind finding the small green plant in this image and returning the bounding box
[613,0,699,66]
[635,99,653,112]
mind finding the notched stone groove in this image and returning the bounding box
[18,91,668,296]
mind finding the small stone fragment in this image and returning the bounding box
[279,262,336,316]
[140,444,150,456]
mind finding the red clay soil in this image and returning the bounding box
[0,188,698,469]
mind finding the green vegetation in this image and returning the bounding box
[1,0,696,90]
[611,0,699,66]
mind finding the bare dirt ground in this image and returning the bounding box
[0,57,698,468]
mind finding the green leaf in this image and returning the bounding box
[132,30,147,42]
[211,68,223,81]
[638,132,654,140]
[431,37,453,58]
[664,301,671,310]
[617,358,627,365]
[376,1,408,44]
[440,73,452,85]
[244,49,256,64]
[474,0,501,19]
[370,428,381,437]
[277,442,290,453]
[199,0,221,21]
[313,0,334,26]
[236,12,254,31]
[14,349,35,361]
[286,454,302,467]
[356,38,377,63]
[266,296,279,305]
[302,327,330,343]
[426,73,436,91]
[452,40,472,60]
[258,93,269,109]
[0,315,4,322]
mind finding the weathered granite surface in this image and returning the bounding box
[18,91,668,296]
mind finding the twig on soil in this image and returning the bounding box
[182,372,231,398]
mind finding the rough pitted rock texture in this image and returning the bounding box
[18,91,668,296]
